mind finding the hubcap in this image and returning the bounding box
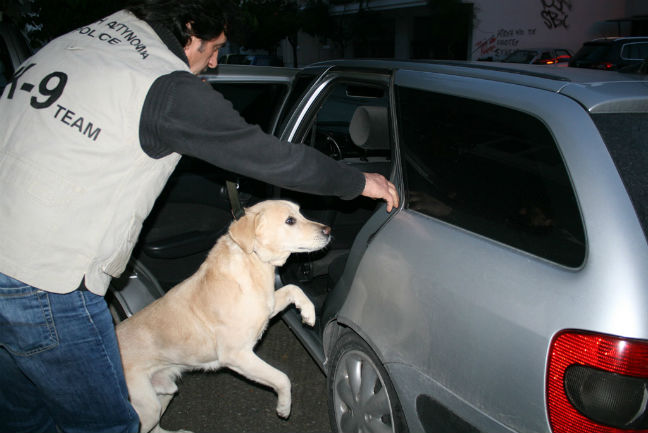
[333,349,394,433]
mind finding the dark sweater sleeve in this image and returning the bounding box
[139,71,366,200]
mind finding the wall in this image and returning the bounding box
[470,0,628,61]
[281,0,648,66]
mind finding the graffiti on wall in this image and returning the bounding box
[541,0,572,29]
[473,0,574,60]
[473,28,537,60]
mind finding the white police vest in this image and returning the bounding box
[0,10,189,294]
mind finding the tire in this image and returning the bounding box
[328,329,408,433]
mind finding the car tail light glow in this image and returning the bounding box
[594,62,615,70]
[547,330,648,433]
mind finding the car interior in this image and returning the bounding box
[109,76,394,328]
[279,81,392,325]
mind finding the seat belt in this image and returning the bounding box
[226,179,245,220]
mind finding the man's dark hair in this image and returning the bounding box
[126,0,238,47]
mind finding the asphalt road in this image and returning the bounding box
[159,317,333,433]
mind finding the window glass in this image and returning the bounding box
[397,86,585,267]
[621,42,648,60]
[0,38,13,93]
[211,82,288,133]
[576,44,613,62]
[592,113,648,245]
[505,50,535,63]
[301,81,390,161]
[555,50,571,62]
[276,73,317,134]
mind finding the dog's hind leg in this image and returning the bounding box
[271,284,316,326]
[152,370,180,415]
[223,350,292,418]
[145,392,192,433]
[151,394,191,433]
[147,369,191,433]
[126,373,167,433]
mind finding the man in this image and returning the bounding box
[0,1,398,432]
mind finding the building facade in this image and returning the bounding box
[280,0,648,66]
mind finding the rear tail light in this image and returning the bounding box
[547,330,648,433]
[594,62,615,70]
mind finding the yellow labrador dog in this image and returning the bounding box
[116,200,331,433]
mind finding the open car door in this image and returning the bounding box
[108,64,325,320]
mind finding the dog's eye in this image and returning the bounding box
[285,217,296,226]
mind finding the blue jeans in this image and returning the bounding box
[0,272,139,433]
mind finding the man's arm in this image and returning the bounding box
[140,71,399,210]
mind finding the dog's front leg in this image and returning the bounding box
[224,351,292,418]
[272,284,315,326]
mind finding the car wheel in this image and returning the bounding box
[328,329,408,433]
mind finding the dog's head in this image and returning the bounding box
[228,200,331,266]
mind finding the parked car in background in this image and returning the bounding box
[502,47,572,65]
[569,36,648,70]
[219,53,284,66]
[0,17,32,91]
[108,60,648,433]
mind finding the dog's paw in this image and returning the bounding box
[276,400,291,419]
[300,302,316,327]
[150,426,193,433]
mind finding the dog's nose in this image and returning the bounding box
[322,226,331,236]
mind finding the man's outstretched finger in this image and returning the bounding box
[362,172,400,212]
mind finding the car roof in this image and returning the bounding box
[308,59,648,114]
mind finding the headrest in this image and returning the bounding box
[349,106,390,150]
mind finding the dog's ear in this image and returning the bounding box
[228,212,256,253]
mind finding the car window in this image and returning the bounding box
[300,81,390,160]
[574,43,613,62]
[222,54,248,64]
[505,50,535,63]
[555,49,571,63]
[592,113,648,244]
[0,37,12,92]
[621,42,648,60]
[397,86,585,267]
[276,73,318,134]
[211,82,289,133]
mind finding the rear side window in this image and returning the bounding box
[575,44,613,62]
[621,42,648,60]
[592,113,648,245]
[397,87,585,267]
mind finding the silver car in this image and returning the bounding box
[110,60,648,433]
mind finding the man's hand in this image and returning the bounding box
[362,172,400,212]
